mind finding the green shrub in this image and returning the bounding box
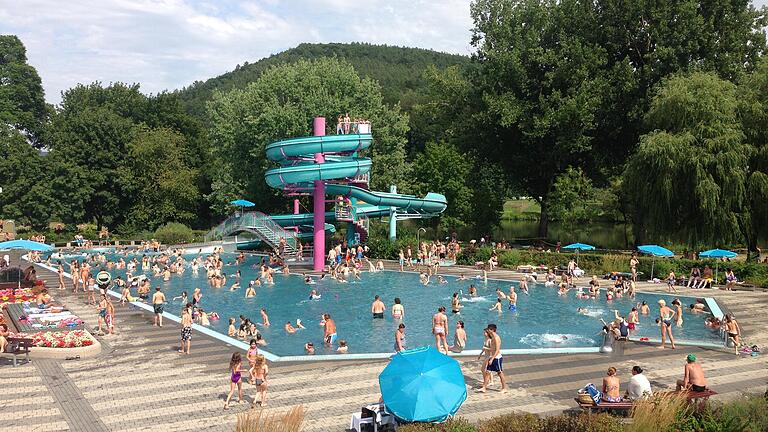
[713,395,768,431]
[478,412,539,432]
[153,223,194,245]
[538,413,622,432]
[398,418,477,432]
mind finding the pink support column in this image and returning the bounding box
[293,199,300,215]
[312,117,326,271]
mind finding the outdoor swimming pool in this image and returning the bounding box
[49,251,724,357]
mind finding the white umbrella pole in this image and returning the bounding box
[650,257,655,281]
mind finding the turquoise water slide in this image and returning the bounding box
[264,133,447,231]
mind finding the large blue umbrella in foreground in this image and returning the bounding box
[638,245,674,280]
[700,249,737,283]
[0,239,54,251]
[562,243,595,265]
[379,346,467,423]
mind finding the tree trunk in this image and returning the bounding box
[538,201,549,239]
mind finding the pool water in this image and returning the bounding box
[51,252,723,356]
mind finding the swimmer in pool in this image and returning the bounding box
[245,282,256,298]
[507,287,517,312]
[419,272,430,285]
[458,274,468,281]
[285,322,297,333]
[577,307,590,316]
[438,275,448,284]
[229,282,240,291]
[304,274,315,284]
[308,289,321,300]
[489,298,503,312]
[638,301,650,315]
[468,285,477,297]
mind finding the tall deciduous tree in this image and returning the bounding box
[413,142,474,228]
[0,35,49,145]
[119,128,200,231]
[624,72,748,247]
[435,0,767,238]
[206,58,410,214]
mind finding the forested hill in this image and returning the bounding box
[175,42,470,118]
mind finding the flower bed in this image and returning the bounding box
[24,330,94,348]
[0,288,35,306]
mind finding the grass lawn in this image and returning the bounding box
[502,199,540,220]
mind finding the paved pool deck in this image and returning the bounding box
[2,253,767,431]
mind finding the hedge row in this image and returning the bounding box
[456,246,768,287]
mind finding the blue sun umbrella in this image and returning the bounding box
[562,243,595,265]
[229,199,255,207]
[0,239,54,251]
[379,346,467,423]
[637,245,674,280]
[699,249,737,282]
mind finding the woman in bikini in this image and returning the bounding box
[602,367,622,402]
[223,352,243,409]
[657,299,677,349]
[672,299,684,327]
[432,306,449,354]
[391,298,404,320]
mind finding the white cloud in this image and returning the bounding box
[0,0,474,104]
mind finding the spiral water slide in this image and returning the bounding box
[264,134,447,213]
[206,128,447,270]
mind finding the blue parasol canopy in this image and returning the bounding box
[562,243,595,251]
[0,239,54,251]
[230,199,255,207]
[379,346,467,423]
[637,245,674,257]
[699,249,737,258]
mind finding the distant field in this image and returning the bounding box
[502,199,540,220]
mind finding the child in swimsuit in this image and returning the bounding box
[223,352,243,409]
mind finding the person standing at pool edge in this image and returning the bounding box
[478,324,507,393]
[432,306,449,354]
[179,304,192,354]
[152,286,165,327]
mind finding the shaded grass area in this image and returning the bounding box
[501,199,541,221]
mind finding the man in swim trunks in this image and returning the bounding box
[152,286,166,327]
[432,306,449,354]
[676,354,707,392]
[507,287,517,312]
[323,313,337,345]
[477,324,507,393]
[371,295,386,319]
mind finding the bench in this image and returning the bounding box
[2,337,33,367]
[574,389,718,413]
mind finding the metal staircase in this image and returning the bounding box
[353,213,369,243]
[204,211,298,255]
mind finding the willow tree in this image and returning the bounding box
[738,59,768,259]
[624,72,749,248]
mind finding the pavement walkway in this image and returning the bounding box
[1,253,766,431]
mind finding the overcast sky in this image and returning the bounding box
[1,0,766,105]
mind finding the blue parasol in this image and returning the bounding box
[562,243,595,266]
[637,245,674,280]
[0,239,54,251]
[229,199,255,207]
[699,249,737,282]
[379,346,467,423]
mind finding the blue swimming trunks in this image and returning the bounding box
[486,357,503,372]
[508,304,517,312]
